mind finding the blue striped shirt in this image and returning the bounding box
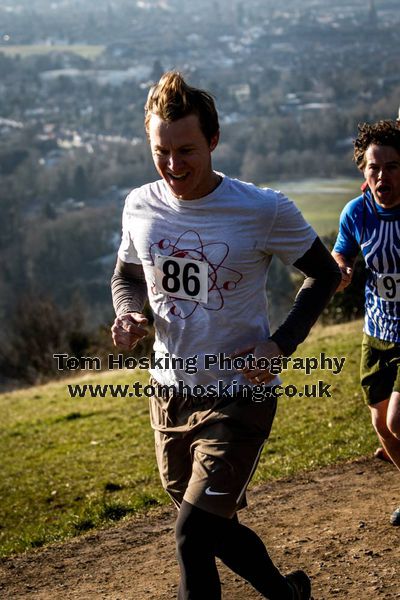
[334,191,400,342]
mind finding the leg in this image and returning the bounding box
[374,446,393,463]
[360,334,400,468]
[387,391,400,441]
[369,398,400,473]
[215,514,297,600]
[149,389,194,508]
[383,392,400,526]
[178,395,310,598]
[175,501,297,600]
[175,501,221,600]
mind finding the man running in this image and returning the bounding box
[111,71,340,599]
[333,120,400,526]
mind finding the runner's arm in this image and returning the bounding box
[269,237,342,357]
[111,258,148,317]
[110,259,149,350]
[331,250,357,292]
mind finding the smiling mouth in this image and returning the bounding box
[167,172,189,181]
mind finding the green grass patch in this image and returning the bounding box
[0,320,375,557]
[0,369,165,557]
[266,178,362,236]
[0,44,104,59]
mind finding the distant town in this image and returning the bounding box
[1,0,399,189]
[0,0,399,386]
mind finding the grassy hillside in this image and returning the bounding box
[0,45,104,59]
[0,320,375,557]
[267,178,362,236]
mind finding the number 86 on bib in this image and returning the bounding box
[154,254,209,304]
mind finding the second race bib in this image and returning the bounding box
[376,273,400,302]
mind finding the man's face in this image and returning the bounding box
[148,113,219,200]
[363,144,400,208]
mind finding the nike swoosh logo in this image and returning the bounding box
[205,486,230,496]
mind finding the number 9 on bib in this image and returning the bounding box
[376,273,400,302]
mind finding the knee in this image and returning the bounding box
[175,504,203,561]
[387,413,400,439]
[371,411,391,440]
[175,512,191,557]
[175,502,219,561]
[387,393,400,439]
[176,520,191,558]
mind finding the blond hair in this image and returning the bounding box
[144,71,219,143]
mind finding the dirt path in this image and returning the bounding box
[1,457,399,600]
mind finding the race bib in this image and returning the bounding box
[376,273,400,302]
[154,255,209,303]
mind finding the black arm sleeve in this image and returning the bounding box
[111,259,148,317]
[269,237,342,356]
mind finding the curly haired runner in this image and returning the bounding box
[111,71,341,599]
[333,120,400,526]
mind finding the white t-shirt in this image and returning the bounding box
[118,173,316,388]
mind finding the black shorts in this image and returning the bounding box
[360,333,400,405]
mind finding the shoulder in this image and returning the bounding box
[224,176,284,210]
[227,178,312,228]
[124,180,163,205]
[123,180,166,219]
[339,194,364,221]
[333,195,364,255]
[224,176,275,197]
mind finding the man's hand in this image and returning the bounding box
[111,312,148,350]
[231,339,283,385]
[336,265,353,292]
[331,250,355,292]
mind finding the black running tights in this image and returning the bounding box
[175,500,294,600]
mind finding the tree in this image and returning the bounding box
[0,294,90,384]
[73,165,88,200]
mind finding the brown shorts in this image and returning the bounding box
[149,379,277,518]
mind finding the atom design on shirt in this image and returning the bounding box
[149,230,243,319]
